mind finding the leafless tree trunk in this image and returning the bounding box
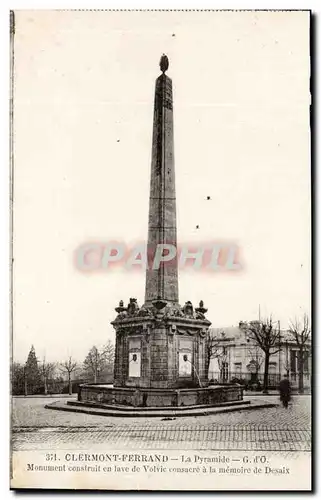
[244,316,281,394]
[289,314,311,394]
[283,345,291,377]
[263,351,270,392]
[206,330,226,380]
[247,345,264,379]
[102,340,115,365]
[41,359,56,395]
[83,346,108,383]
[59,357,77,395]
[68,372,72,395]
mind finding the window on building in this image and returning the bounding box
[268,362,276,374]
[268,362,277,386]
[221,362,229,382]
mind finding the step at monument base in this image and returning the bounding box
[45,398,276,418]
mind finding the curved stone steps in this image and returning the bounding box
[45,399,276,418]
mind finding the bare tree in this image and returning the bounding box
[40,359,56,395]
[247,345,264,377]
[217,348,229,382]
[102,340,115,365]
[59,357,77,395]
[83,346,106,383]
[282,340,291,377]
[289,314,311,394]
[100,341,115,380]
[244,317,281,393]
[206,330,228,380]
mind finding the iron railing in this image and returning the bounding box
[208,371,311,389]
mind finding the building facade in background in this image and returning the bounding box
[208,322,311,390]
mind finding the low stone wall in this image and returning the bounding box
[79,384,243,408]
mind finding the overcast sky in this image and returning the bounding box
[13,10,310,363]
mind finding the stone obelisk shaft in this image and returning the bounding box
[145,73,179,304]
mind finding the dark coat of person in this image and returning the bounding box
[279,377,291,402]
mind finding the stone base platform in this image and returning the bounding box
[44,383,278,419]
[45,398,277,418]
[77,383,243,408]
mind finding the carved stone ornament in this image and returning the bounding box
[182,301,194,318]
[176,327,197,336]
[195,300,208,320]
[199,328,208,338]
[127,298,140,315]
[163,303,184,319]
[137,306,154,318]
[152,298,168,311]
[115,300,127,318]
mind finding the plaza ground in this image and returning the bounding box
[11,394,311,452]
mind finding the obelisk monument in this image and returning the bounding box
[111,55,211,392]
[74,56,243,410]
[49,50,244,411]
[145,54,178,306]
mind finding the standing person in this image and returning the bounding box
[279,373,291,408]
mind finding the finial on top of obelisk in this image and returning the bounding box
[160,54,169,73]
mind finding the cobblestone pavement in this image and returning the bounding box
[11,395,311,452]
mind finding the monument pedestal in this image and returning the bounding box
[112,299,210,390]
[77,299,244,410]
